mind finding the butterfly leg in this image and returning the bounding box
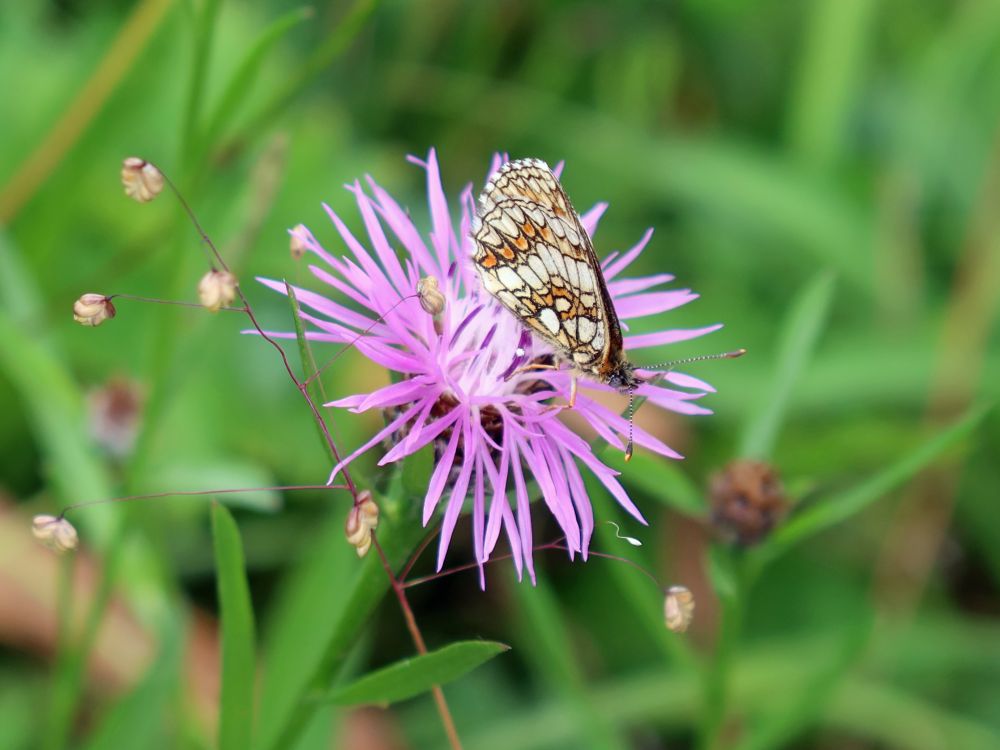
[508,362,560,379]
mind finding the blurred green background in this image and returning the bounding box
[2,0,999,748]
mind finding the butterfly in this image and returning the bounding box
[471,158,743,460]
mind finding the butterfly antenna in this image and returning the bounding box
[624,387,635,462]
[644,348,746,372]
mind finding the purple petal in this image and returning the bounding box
[625,323,723,351]
[423,419,463,524]
[328,377,430,412]
[422,149,457,277]
[328,403,419,483]
[603,228,653,280]
[523,434,580,555]
[348,181,412,297]
[366,175,441,278]
[608,274,675,298]
[472,448,487,588]
[614,291,698,320]
[379,406,461,466]
[662,371,717,392]
[561,448,594,559]
[579,202,608,237]
[508,434,536,584]
[437,418,476,570]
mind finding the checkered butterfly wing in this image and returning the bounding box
[472,159,624,374]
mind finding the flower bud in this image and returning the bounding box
[32,515,79,553]
[417,276,445,316]
[290,224,308,260]
[198,269,238,312]
[664,585,694,633]
[121,157,164,203]
[73,293,116,327]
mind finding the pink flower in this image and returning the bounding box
[260,150,721,584]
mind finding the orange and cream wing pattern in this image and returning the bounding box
[472,159,618,373]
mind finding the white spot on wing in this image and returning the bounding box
[520,266,545,291]
[538,308,560,335]
[497,266,525,290]
[577,316,596,342]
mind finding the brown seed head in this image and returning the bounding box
[709,459,788,546]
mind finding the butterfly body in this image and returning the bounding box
[471,159,637,393]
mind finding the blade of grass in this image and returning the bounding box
[758,403,992,564]
[787,0,877,167]
[212,503,257,750]
[256,479,428,750]
[320,641,509,707]
[513,575,630,750]
[734,611,872,750]
[232,0,380,149]
[200,7,314,151]
[80,614,185,750]
[461,642,1000,750]
[739,271,836,460]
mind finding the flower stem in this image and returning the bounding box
[374,536,463,750]
[699,548,750,750]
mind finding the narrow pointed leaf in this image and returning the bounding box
[212,503,257,750]
[760,404,992,562]
[320,641,509,706]
[740,271,836,460]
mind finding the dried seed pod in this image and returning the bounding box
[664,585,694,633]
[290,224,308,260]
[198,269,238,312]
[32,515,79,553]
[417,276,445,316]
[73,293,116,327]
[121,157,164,203]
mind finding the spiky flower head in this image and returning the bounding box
[261,151,722,584]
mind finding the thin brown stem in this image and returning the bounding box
[373,535,463,750]
[107,293,243,312]
[399,527,441,582]
[402,537,663,590]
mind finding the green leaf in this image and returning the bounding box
[212,503,257,750]
[202,7,314,147]
[80,616,185,750]
[760,404,992,562]
[320,641,509,707]
[256,491,427,750]
[740,271,836,460]
[286,282,336,463]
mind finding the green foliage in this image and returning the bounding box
[321,640,509,707]
[212,503,257,750]
[2,1,999,749]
